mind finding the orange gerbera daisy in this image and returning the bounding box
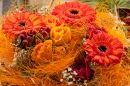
[52,1,96,27]
[83,33,123,66]
[2,12,43,36]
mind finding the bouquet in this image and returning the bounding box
[0,0,130,86]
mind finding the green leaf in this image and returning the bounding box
[117,0,130,8]
[79,0,130,9]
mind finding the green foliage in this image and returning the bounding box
[79,0,130,8]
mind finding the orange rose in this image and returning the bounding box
[31,40,52,62]
[50,26,71,45]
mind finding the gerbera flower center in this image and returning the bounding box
[98,45,107,52]
[70,10,79,15]
[19,22,26,27]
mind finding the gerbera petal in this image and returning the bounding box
[65,2,72,8]
[29,15,38,22]
[103,56,110,65]
[87,39,94,46]
[113,49,123,56]
[92,35,99,42]
[72,2,80,8]
[100,33,106,41]
[86,47,93,52]
[88,52,97,57]
[80,4,88,10]
[92,55,100,62]
[33,20,41,26]
[6,17,17,23]
[110,38,119,45]
[108,55,120,63]
[112,43,123,49]
[2,24,13,29]
[16,13,21,20]
[98,57,103,65]
[23,12,30,19]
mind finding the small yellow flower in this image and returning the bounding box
[50,26,71,45]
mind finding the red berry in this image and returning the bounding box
[124,46,128,51]
[35,39,41,44]
[21,32,27,36]
[19,34,25,40]
[45,27,51,33]
[19,7,26,12]
[22,40,28,46]
[39,29,44,33]
[27,36,33,43]
[41,31,48,38]
[31,30,37,35]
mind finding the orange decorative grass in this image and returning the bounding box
[88,60,130,86]
[94,12,115,31]
[30,49,79,76]
[0,29,14,64]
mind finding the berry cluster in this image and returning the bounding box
[13,27,51,49]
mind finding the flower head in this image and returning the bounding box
[52,1,96,27]
[2,12,43,36]
[83,33,124,66]
[50,26,71,45]
[31,40,52,62]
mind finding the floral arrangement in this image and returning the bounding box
[0,0,130,86]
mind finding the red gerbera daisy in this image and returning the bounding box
[83,33,124,66]
[52,1,96,26]
[2,12,43,36]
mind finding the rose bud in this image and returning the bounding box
[50,26,71,45]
